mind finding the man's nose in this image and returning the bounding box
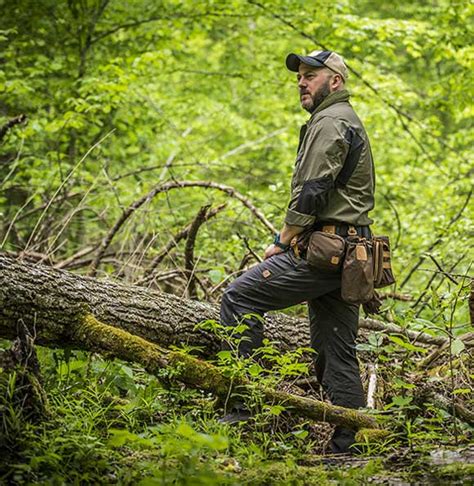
[298,77,307,89]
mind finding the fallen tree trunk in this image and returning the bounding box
[0,255,306,354]
[0,255,449,355]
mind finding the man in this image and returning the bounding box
[220,50,375,453]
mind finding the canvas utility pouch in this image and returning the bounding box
[372,236,395,288]
[341,237,374,304]
[306,231,346,272]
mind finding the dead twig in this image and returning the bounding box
[419,332,474,369]
[0,114,27,142]
[427,254,459,285]
[184,205,210,299]
[54,246,97,269]
[412,252,467,314]
[366,363,378,409]
[380,292,414,302]
[400,189,472,288]
[237,233,263,263]
[24,130,115,254]
[89,180,275,277]
[138,203,226,285]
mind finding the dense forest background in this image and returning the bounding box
[0,0,472,484]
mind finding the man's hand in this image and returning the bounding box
[264,243,284,260]
[263,224,304,260]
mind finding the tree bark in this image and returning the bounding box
[0,255,309,355]
[0,254,381,430]
[0,255,452,355]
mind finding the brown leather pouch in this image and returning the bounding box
[306,231,346,272]
[372,236,395,288]
[341,237,374,304]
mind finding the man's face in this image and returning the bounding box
[297,64,331,113]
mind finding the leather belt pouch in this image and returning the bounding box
[373,236,395,288]
[341,237,374,304]
[306,231,346,272]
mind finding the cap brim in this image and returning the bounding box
[286,53,325,72]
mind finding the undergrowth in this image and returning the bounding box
[0,308,472,485]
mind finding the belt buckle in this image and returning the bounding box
[348,225,358,236]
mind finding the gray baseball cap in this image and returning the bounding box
[286,50,348,80]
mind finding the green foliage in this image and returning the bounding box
[0,0,471,312]
[0,0,473,483]
[0,335,472,483]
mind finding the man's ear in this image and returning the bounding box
[331,74,343,90]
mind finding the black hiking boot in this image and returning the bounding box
[218,407,252,425]
[330,426,361,454]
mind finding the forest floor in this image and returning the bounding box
[1,345,472,485]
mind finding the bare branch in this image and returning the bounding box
[366,363,378,409]
[401,189,472,288]
[380,189,402,250]
[237,233,263,263]
[412,252,467,314]
[89,180,276,277]
[54,246,97,270]
[0,115,27,142]
[139,203,227,285]
[380,292,414,302]
[427,254,459,285]
[23,130,115,254]
[184,205,210,299]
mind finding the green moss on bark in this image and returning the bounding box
[355,428,391,444]
[69,313,383,431]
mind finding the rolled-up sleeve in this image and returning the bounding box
[284,116,350,227]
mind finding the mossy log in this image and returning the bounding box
[354,428,391,444]
[0,255,449,356]
[74,313,379,430]
[0,255,305,354]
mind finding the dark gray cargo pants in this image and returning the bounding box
[220,250,365,411]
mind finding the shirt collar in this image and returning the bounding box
[309,89,350,119]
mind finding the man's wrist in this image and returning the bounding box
[273,233,290,250]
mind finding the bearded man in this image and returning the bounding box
[220,50,375,454]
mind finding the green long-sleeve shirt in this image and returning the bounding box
[285,89,375,228]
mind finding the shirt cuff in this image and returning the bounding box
[284,208,316,227]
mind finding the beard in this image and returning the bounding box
[301,80,331,113]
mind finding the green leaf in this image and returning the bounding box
[248,363,263,377]
[217,350,232,360]
[391,395,413,407]
[208,269,223,284]
[388,335,427,353]
[176,422,195,439]
[267,405,286,416]
[291,429,309,440]
[451,339,465,356]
